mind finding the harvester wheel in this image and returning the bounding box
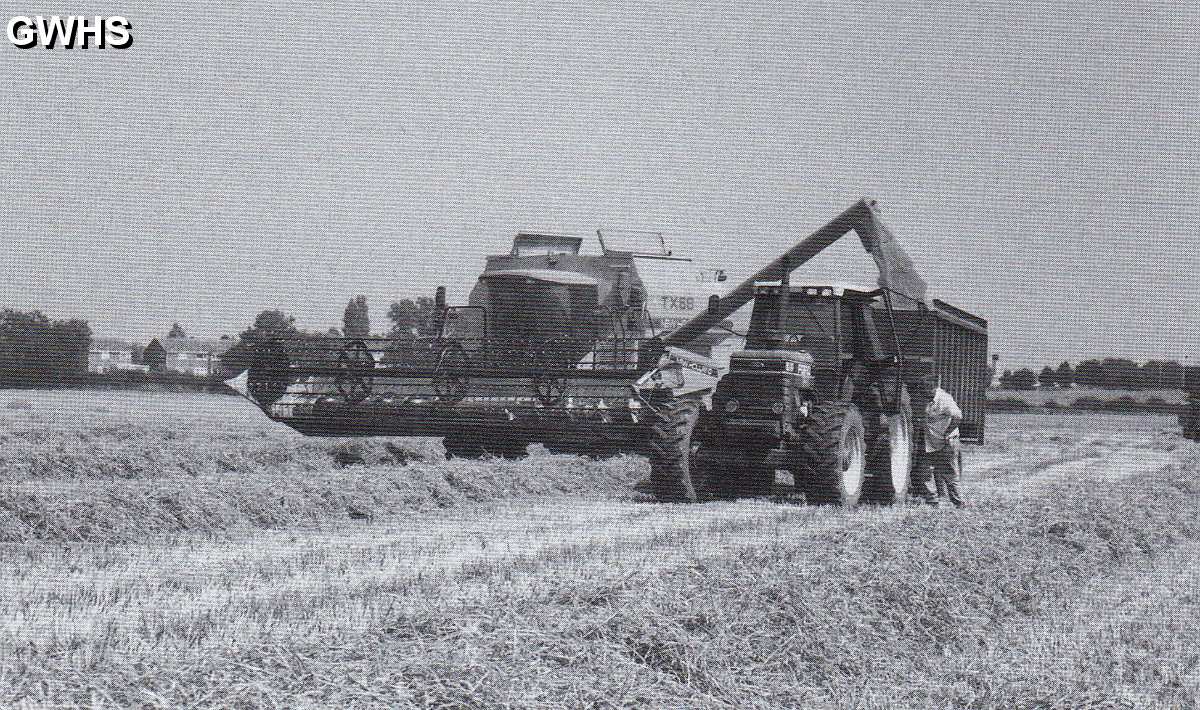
[862,385,913,504]
[795,402,866,506]
[647,397,707,502]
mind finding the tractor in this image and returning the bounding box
[641,281,988,504]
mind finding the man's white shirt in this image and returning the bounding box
[924,387,962,453]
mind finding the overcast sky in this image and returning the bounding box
[2,1,1197,368]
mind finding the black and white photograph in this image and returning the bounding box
[2,2,1198,707]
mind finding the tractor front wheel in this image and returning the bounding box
[796,402,867,506]
[647,398,706,502]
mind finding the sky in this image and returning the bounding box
[2,1,1197,369]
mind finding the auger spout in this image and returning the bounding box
[662,198,927,349]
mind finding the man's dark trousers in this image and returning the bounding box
[928,447,963,508]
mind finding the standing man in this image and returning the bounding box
[917,373,965,508]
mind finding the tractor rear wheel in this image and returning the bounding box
[647,398,706,502]
[796,402,867,506]
[862,385,913,504]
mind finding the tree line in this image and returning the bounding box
[0,309,91,387]
[0,294,440,387]
[13,291,1188,394]
[998,358,1186,391]
[221,296,439,372]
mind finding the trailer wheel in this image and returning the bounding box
[863,385,913,504]
[796,402,866,506]
[647,398,706,502]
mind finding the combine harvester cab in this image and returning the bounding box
[241,230,736,458]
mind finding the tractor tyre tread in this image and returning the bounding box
[862,385,913,505]
[796,402,865,506]
[647,398,703,502]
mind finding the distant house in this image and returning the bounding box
[143,337,233,377]
[87,338,149,373]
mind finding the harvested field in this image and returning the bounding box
[0,390,1197,708]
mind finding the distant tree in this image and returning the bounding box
[0,309,90,386]
[168,322,186,338]
[999,369,1014,389]
[1100,358,1142,389]
[142,339,167,371]
[1010,368,1038,390]
[239,310,299,343]
[1142,360,1182,390]
[343,295,370,338]
[1074,359,1105,387]
[1162,360,1184,389]
[1038,366,1056,388]
[222,310,301,375]
[1054,361,1074,387]
[387,297,438,339]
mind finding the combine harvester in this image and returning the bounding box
[239,199,988,505]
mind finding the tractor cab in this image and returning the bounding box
[709,282,910,450]
[724,283,903,393]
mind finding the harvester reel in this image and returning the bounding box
[334,339,376,404]
[433,341,469,404]
[248,344,291,406]
[532,373,570,406]
[532,339,572,405]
